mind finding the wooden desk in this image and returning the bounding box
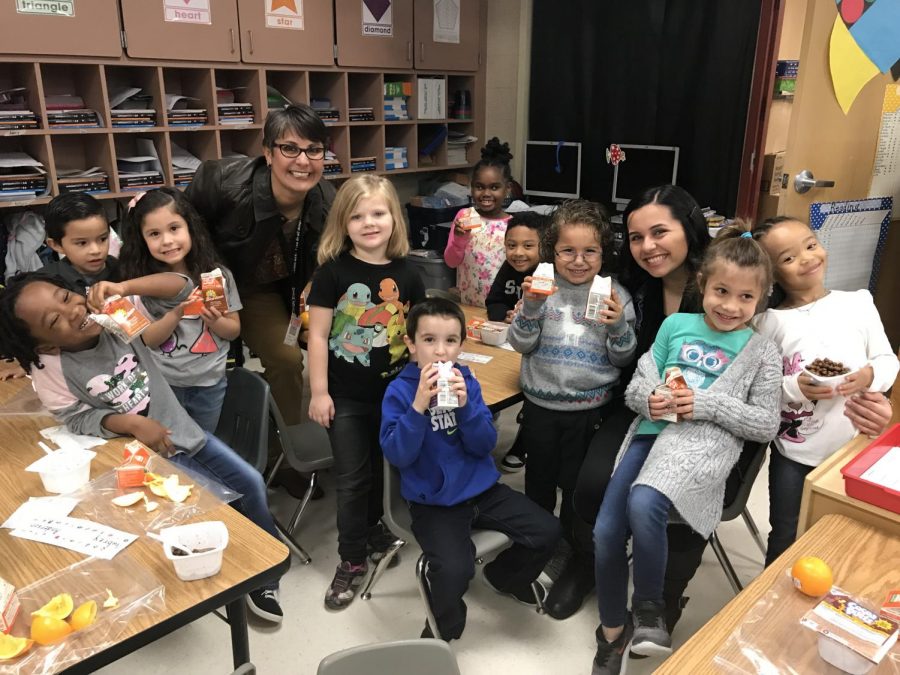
[460,306,523,412]
[656,514,900,674]
[798,434,900,538]
[0,380,289,673]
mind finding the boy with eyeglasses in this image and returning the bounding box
[508,200,636,620]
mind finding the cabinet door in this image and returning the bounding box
[0,0,121,57]
[237,0,334,65]
[414,0,480,71]
[334,0,414,69]
[120,0,240,62]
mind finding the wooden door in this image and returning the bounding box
[334,0,414,69]
[413,0,480,72]
[120,0,240,62]
[237,0,334,65]
[0,0,121,58]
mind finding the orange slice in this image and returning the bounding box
[31,593,73,621]
[68,600,97,631]
[30,616,72,645]
[0,633,33,660]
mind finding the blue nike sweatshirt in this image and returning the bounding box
[380,362,499,506]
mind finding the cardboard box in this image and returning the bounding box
[0,577,20,634]
[760,151,786,196]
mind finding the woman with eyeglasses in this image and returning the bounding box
[185,104,336,502]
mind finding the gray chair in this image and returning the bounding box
[214,367,270,474]
[360,460,542,639]
[317,639,460,675]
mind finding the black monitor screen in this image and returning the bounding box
[523,142,581,198]
[612,145,679,205]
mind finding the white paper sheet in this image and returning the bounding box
[11,516,137,559]
[860,446,900,492]
[40,425,107,451]
[869,84,900,207]
[2,496,79,529]
[458,352,492,364]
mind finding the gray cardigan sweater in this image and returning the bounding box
[619,331,782,538]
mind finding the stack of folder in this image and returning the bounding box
[350,156,376,173]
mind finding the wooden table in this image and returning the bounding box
[460,306,523,411]
[0,379,290,673]
[656,514,900,674]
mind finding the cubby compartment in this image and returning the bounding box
[0,63,43,133]
[163,68,215,128]
[0,135,51,202]
[324,126,350,178]
[383,74,414,122]
[40,64,106,129]
[266,71,309,110]
[349,126,384,173]
[50,134,114,195]
[309,72,347,126]
[384,124,415,171]
[169,130,219,188]
[447,122,477,167]
[417,124,448,168]
[348,73,382,123]
[219,128,263,159]
[447,75,475,120]
[113,133,168,192]
[105,66,164,130]
[214,69,262,127]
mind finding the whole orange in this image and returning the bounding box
[30,616,72,645]
[791,556,833,597]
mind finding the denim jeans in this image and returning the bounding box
[171,376,228,433]
[594,435,672,627]
[765,448,814,566]
[171,432,281,589]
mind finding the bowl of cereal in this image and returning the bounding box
[802,358,858,388]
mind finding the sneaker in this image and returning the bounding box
[367,521,403,568]
[500,452,526,473]
[324,560,368,610]
[483,561,547,606]
[246,588,283,624]
[592,618,633,675]
[630,599,672,657]
[538,538,574,588]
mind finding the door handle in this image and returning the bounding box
[419,42,425,63]
[407,40,412,63]
[229,28,236,54]
[794,169,835,194]
[248,30,254,55]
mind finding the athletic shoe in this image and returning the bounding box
[367,521,403,568]
[591,618,633,675]
[483,561,547,606]
[630,599,672,657]
[246,588,283,623]
[538,538,574,588]
[500,452,526,473]
[324,560,368,610]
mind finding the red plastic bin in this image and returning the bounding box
[841,423,900,515]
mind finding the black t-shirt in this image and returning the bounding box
[485,261,530,322]
[308,252,426,402]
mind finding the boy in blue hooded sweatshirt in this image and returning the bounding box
[380,298,561,640]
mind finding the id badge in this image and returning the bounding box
[284,314,303,346]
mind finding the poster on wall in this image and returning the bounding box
[362,0,392,37]
[266,0,304,30]
[433,0,460,44]
[164,0,211,25]
[15,0,75,17]
[868,84,900,207]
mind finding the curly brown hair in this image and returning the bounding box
[542,199,613,268]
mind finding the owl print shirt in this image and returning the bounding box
[636,313,753,435]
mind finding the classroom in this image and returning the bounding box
[0,1,899,674]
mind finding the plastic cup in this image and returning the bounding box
[159,521,229,581]
[26,449,96,494]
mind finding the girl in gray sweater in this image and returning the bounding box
[590,226,781,674]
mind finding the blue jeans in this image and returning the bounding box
[171,432,281,589]
[594,435,672,627]
[765,448,814,566]
[171,376,228,433]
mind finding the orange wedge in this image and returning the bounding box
[68,600,97,631]
[0,633,33,660]
[30,616,72,645]
[31,593,73,621]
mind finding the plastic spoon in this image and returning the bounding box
[147,531,193,556]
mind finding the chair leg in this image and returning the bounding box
[273,518,312,565]
[287,471,318,533]
[416,554,441,641]
[264,451,284,489]
[360,538,407,600]
[740,508,767,558]
[709,531,743,594]
[531,580,546,615]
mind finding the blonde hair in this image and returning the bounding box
[317,175,409,263]
[698,219,773,312]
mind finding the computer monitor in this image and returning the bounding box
[611,145,680,208]
[523,141,582,199]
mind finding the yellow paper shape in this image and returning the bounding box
[829,15,879,114]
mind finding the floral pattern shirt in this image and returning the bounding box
[443,207,511,307]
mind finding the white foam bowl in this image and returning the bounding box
[26,449,96,494]
[160,521,229,581]
[479,321,509,346]
[803,366,859,388]
[817,634,875,674]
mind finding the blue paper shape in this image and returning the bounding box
[849,0,900,72]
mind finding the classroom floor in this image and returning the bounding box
[97,365,775,675]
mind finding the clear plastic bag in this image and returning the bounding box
[68,453,239,532]
[714,574,900,674]
[4,553,165,675]
[0,383,48,417]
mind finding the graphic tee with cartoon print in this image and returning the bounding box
[637,312,753,435]
[308,252,426,402]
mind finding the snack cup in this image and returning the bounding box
[803,367,859,389]
[160,521,229,581]
[817,635,875,675]
[26,449,96,494]
[479,321,509,346]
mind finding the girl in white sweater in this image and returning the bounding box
[753,216,898,565]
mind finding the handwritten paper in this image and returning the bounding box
[458,352,493,364]
[11,516,137,559]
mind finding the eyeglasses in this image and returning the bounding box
[554,248,602,262]
[272,143,326,160]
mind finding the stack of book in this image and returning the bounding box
[111,110,156,127]
[323,149,342,176]
[109,87,156,127]
[349,107,374,122]
[116,153,164,191]
[47,109,101,128]
[0,152,48,201]
[447,131,477,166]
[0,110,39,131]
[350,156,376,173]
[384,81,412,97]
[217,102,254,125]
[384,146,408,171]
[57,167,109,194]
[171,141,202,188]
[384,96,409,121]
[168,109,207,126]
[312,98,340,124]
